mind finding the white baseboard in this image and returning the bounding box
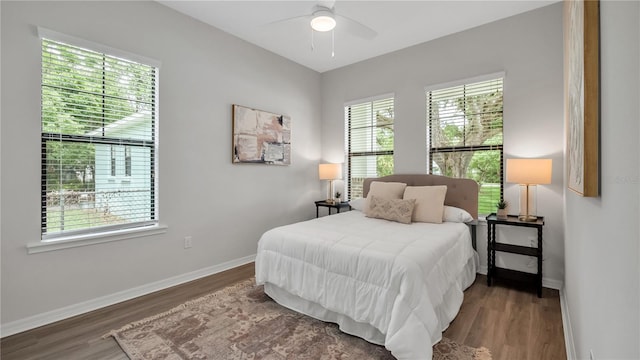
[542,277,563,290]
[1,254,256,338]
[478,265,488,275]
[560,286,576,360]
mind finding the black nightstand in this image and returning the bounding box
[315,200,351,218]
[486,213,544,297]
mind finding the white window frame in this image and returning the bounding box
[344,93,395,200]
[425,72,505,215]
[30,28,166,253]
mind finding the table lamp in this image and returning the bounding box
[506,158,552,221]
[319,163,342,204]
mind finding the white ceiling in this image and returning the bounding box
[158,1,557,73]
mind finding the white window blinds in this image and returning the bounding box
[41,35,158,239]
[427,77,503,214]
[345,96,394,199]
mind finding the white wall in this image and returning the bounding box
[564,1,640,359]
[9,4,636,352]
[321,4,565,286]
[0,1,322,330]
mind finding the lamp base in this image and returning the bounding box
[518,184,538,223]
[325,199,336,205]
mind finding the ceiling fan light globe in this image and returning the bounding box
[310,14,336,32]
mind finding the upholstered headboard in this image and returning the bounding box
[363,174,479,220]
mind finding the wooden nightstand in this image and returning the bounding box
[314,200,351,218]
[486,213,544,297]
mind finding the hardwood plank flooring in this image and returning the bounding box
[444,275,566,360]
[1,266,565,359]
[1,263,255,360]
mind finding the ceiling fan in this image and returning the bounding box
[269,3,378,57]
[306,5,377,39]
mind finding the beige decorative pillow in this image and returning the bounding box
[365,181,407,213]
[403,185,447,223]
[365,195,416,224]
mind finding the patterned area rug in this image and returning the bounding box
[106,279,491,359]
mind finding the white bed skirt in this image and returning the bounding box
[263,251,479,351]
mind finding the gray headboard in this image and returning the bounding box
[363,174,479,220]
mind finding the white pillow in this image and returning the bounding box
[402,185,447,223]
[349,198,366,211]
[443,206,474,223]
[365,181,407,213]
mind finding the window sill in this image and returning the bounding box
[27,224,168,254]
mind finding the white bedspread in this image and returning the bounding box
[255,211,478,359]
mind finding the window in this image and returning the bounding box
[125,146,132,177]
[110,145,117,176]
[345,96,394,199]
[426,76,503,214]
[41,29,158,240]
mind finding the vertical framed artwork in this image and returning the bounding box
[232,104,291,165]
[565,0,599,197]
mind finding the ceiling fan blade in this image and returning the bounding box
[264,14,310,27]
[336,13,377,39]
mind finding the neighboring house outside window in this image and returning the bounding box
[41,28,159,240]
[344,95,394,200]
[125,146,132,177]
[110,145,116,177]
[426,75,504,214]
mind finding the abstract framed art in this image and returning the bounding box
[232,104,291,165]
[564,0,599,197]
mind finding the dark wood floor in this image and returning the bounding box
[1,264,565,359]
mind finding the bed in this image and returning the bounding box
[255,174,479,359]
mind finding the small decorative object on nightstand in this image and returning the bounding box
[315,200,350,218]
[486,213,545,297]
[335,191,342,203]
[496,199,508,219]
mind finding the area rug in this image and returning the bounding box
[106,279,491,360]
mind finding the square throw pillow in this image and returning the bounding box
[403,185,447,223]
[365,181,407,213]
[365,195,416,224]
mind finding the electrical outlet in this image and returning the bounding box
[590,349,595,360]
[184,236,192,249]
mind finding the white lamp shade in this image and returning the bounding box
[319,163,342,180]
[506,158,552,185]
